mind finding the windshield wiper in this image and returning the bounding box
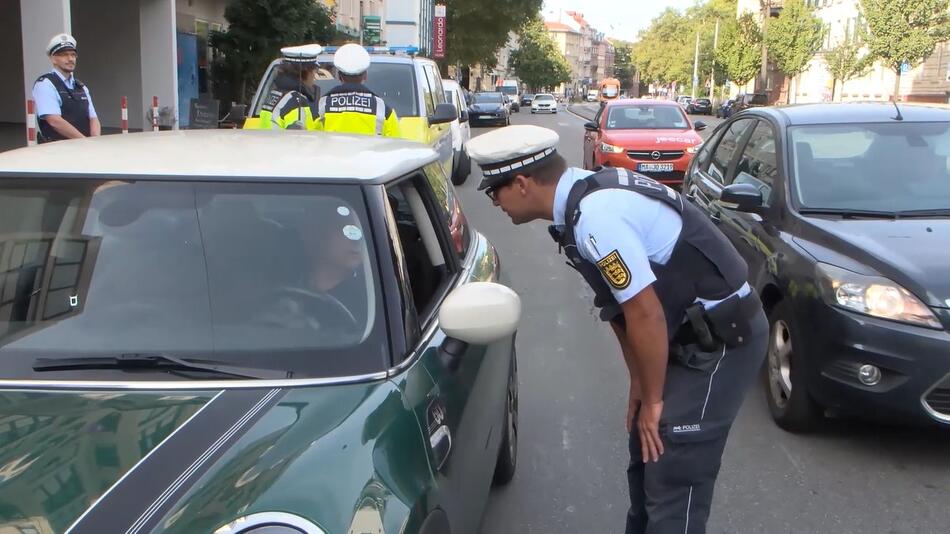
[32,353,289,380]
[893,208,950,218]
[797,208,898,219]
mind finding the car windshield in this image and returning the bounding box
[602,86,619,98]
[605,105,689,130]
[500,86,518,95]
[535,95,554,101]
[696,99,710,104]
[254,61,418,118]
[474,93,503,104]
[0,179,388,380]
[790,122,950,211]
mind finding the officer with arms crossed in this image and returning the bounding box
[32,33,100,142]
[317,44,400,137]
[251,44,324,130]
[467,125,768,534]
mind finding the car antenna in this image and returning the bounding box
[891,100,904,121]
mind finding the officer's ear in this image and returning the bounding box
[512,174,531,195]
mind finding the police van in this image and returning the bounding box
[244,46,464,184]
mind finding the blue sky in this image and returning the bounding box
[542,0,698,42]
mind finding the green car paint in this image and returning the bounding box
[0,390,217,533]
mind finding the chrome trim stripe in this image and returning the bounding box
[64,390,226,534]
[127,388,283,534]
[921,372,950,424]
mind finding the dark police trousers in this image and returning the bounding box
[625,297,767,534]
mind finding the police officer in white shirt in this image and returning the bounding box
[468,125,768,534]
[32,33,100,143]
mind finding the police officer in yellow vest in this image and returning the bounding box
[316,44,400,137]
[254,44,323,130]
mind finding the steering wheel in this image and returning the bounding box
[276,287,360,333]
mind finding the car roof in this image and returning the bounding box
[754,102,950,125]
[0,130,439,181]
[605,98,681,108]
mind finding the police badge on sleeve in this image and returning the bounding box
[596,250,631,290]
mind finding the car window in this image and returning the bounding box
[0,179,389,379]
[709,118,755,183]
[605,105,688,130]
[733,121,778,205]
[423,163,471,257]
[535,94,554,101]
[473,93,503,104]
[385,176,454,321]
[418,65,436,116]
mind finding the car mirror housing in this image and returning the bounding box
[720,182,764,213]
[694,120,707,131]
[439,282,521,344]
[429,103,458,125]
[584,121,599,131]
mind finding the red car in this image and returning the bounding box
[582,99,707,187]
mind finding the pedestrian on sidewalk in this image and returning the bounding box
[468,124,768,534]
[32,33,100,143]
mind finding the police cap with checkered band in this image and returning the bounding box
[467,125,560,191]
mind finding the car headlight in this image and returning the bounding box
[816,263,942,329]
[686,142,703,154]
[600,142,624,153]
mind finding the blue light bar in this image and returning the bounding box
[321,45,419,56]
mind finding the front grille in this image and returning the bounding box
[635,170,685,183]
[627,150,685,161]
[924,374,950,418]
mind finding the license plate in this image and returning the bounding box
[479,115,494,119]
[638,163,674,172]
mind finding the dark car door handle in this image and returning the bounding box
[709,206,722,222]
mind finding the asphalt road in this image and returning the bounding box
[456,104,950,534]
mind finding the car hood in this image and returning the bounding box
[601,129,702,148]
[794,217,950,308]
[0,381,428,534]
[470,104,504,112]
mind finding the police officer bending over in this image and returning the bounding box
[467,125,768,534]
[317,44,400,137]
[32,33,100,143]
[252,44,324,130]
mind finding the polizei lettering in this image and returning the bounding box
[328,92,375,114]
[672,424,701,433]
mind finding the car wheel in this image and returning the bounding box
[453,149,471,186]
[764,300,822,432]
[493,349,518,486]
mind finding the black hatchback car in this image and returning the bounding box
[688,98,713,115]
[684,103,950,431]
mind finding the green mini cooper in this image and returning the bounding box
[0,129,520,534]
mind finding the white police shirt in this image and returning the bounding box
[32,70,98,119]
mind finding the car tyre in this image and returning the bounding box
[452,149,471,186]
[764,300,822,432]
[493,349,518,486]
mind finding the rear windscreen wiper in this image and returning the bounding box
[32,353,289,380]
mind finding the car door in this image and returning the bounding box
[382,170,502,533]
[583,105,606,169]
[686,116,756,221]
[421,63,454,179]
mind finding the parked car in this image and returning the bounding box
[587,89,600,102]
[582,98,706,187]
[469,92,510,126]
[731,92,768,114]
[689,98,713,115]
[245,46,460,183]
[531,93,558,114]
[676,95,693,109]
[683,103,950,431]
[443,79,472,185]
[520,93,535,106]
[0,130,522,533]
[717,98,736,118]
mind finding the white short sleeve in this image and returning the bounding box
[32,79,61,117]
[83,85,97,118]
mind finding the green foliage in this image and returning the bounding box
[824,40,872,99]
[210,0,336,105]
[860,0,950,73]
[442,0,542,67]
[716,13,762,86]
[764,0,825,77]
[612,41,636,90]
[509,18,571,90]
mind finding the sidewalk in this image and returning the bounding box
[567,103,599,121]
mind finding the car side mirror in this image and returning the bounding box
[429,103,457,125]
[459,109,469,123]
[720,182,764,213]
[439,282,521,344]
[694,120,707,131]
[584,121,599,132]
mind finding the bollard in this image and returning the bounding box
[26,99,37,146]
[152,96,159,132]
[121,96,129,134]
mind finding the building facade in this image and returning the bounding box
[384,0,434,54]
[592,35,615,83]
[545,21,583,96]
[319,0,386,44]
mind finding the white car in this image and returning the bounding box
[531,93,558,114]
[443,79,472,185]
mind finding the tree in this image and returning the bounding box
[509,18,571,90]
[612,41,636,91]
[861,0,950,101]
[210,0,336,106]
[717,13,762,90]
[632,9,694,89]
[442,0,542,68]
[764,0,825,103]
[824,40,872,101]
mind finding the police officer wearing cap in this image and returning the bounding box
[316,44,400,137]
[251,44,324,130]
[32,33,100,143]
[468,125,768,534]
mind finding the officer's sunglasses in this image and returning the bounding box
[484,178,515,201]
